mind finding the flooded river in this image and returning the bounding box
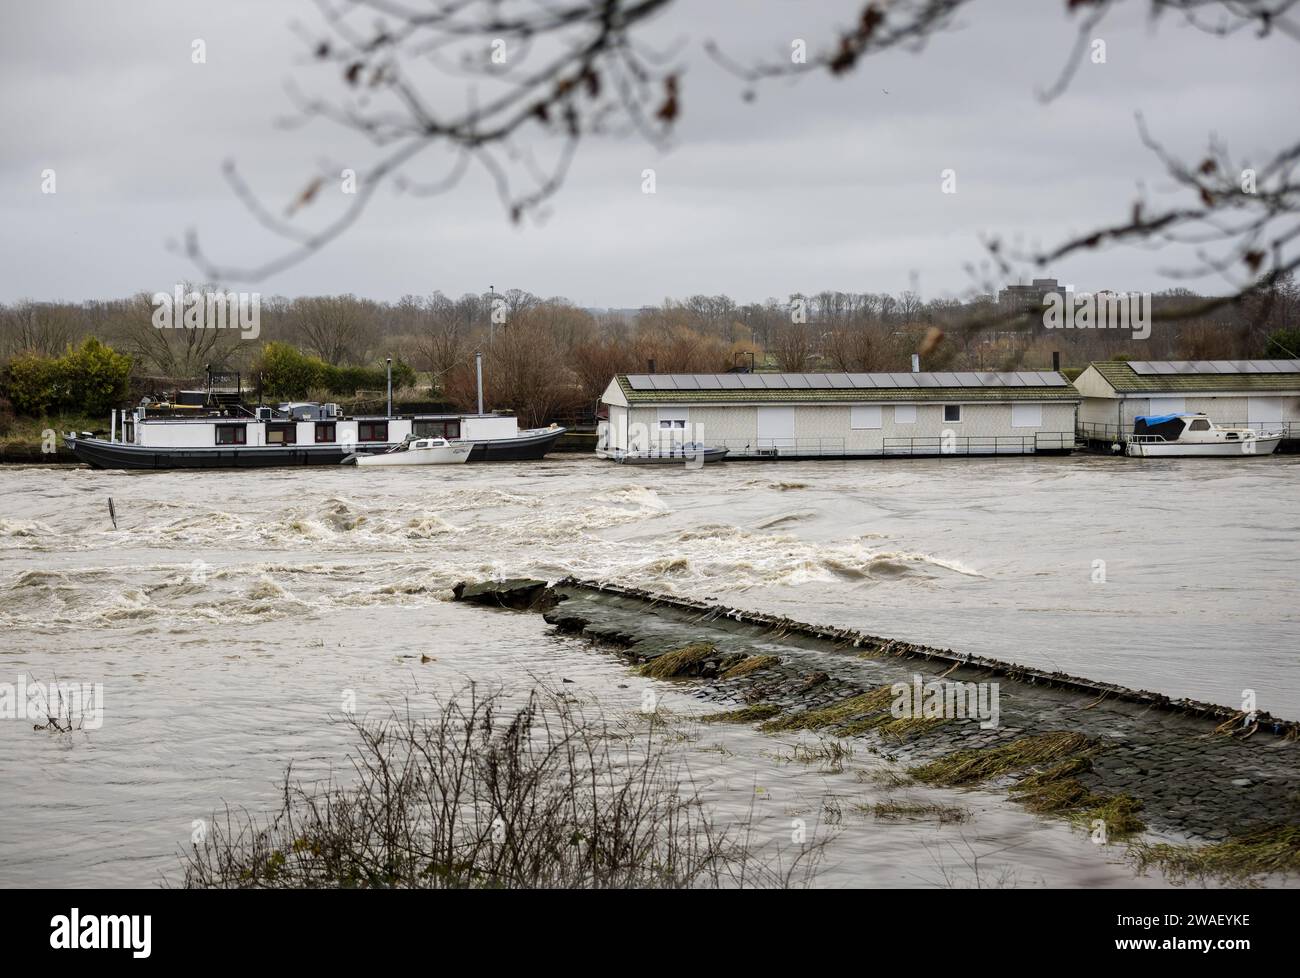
[2,455,1297,887]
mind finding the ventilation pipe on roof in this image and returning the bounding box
[1052,351,1060,372]
[910,353,920,373]
[648,358,656,374]
[475,352,484,416]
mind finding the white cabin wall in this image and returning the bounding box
[623,401,1074,453]
[1079,397,1122,427]
[139,422,217,447]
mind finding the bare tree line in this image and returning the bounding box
[3,276,1295,429]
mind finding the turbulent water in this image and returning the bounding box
[1,455,1297,887]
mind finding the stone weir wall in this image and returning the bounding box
[453,577,1300,851]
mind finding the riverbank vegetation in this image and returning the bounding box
[176,686,818,889]
[2,279,1296,439]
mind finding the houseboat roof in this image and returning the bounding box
[1083,360,1300,394]
[612,371,1080,404]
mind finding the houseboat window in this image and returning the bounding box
[266,424,297,444]
[658,419,686,429]
[944,405,962,423]
[215,424,246,445]
[893,405,917,424]
[358,422,389,442]
[413,420,460,439]
[315,422,336,443]
[849,405,882,429]
[1188,419,1211,431]
[1011,403,1042,428]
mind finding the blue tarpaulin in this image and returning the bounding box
[1135,414,1183,425]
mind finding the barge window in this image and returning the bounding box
[943,404,962,423]
[414,420,460,439]
[266,424,297,444]
[215,424,246,445]
[359,422,388,442]
[315,422,336,443]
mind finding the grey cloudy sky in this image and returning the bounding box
[1,0,1297,307]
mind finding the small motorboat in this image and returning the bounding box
[1126,413,1282,457]
[347,436,473,466]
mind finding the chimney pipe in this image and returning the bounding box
[1052,351,1060,373]
[910,353,920,373]
[475,352,484,415]
[386,357,393,418]
[648,358,656,374]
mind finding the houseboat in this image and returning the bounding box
[64,399,564,469]
[1126,413,1283,457]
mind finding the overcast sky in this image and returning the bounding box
[1,0,1297,307]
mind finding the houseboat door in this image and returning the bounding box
[1248,397,1284,435]
[757,406,796,452]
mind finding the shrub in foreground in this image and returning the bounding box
[177,686,816,889]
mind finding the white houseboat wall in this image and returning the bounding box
[1074,360,1300,453]
[598,371,1080,459]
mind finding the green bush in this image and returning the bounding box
[1263,328,1300,359]
[258,342,328,399]
[3,339,132,417]
[257,343,417,399]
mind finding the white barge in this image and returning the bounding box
[64,400,564,469]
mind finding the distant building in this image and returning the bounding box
[598,371,1080,458]
[999,278,1067,311]
[1074,360,1300,442]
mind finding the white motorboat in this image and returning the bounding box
[347,436,472,466]
[1126,413,1283,457]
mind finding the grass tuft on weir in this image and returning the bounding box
[1129,824,1300,883]
[909,731,1096,787]
[639,642,716,679]
[721,654,780,680]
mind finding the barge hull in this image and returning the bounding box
[65,437,356,470]
[465,428,566,462]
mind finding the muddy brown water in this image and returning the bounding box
[1,455,1296,887]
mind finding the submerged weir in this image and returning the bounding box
[455,577,1300,867]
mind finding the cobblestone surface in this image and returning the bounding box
[455,577,1300,842]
